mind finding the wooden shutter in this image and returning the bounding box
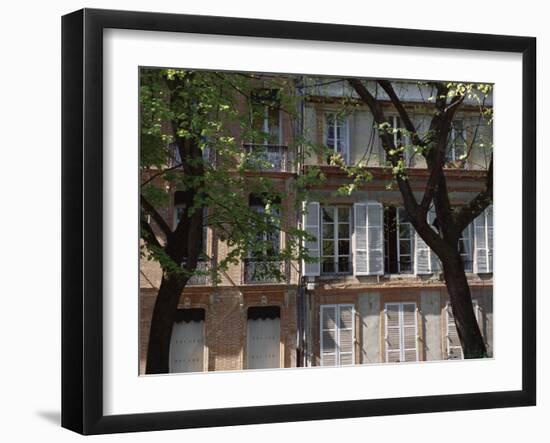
[303,202,320,276]
[385,302,418,363]
[474,206,493,273]
[366,202,384,275]
[414,229,431,274]
[169,319,205,373]
[338,305,355,365]
[353,203,368,275]
[320,305,337,366]
[247,317,281,369]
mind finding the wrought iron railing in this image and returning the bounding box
[242,144,288,172]
[182,259,213,286]
[243,258,287,284]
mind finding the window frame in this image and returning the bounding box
[396,207,414,274]
[324,111,350,164]
[321,205,352,275]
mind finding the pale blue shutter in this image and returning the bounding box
[303,202,320,276]
[320,305,337,366]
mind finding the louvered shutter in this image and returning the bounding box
[353,203,368,275]
[486,206,493,272]
[366,202,384,275]
[474,207,493,274]
[338,305,355,365]
[320,305,337,366]
[428,207,441,273]
[385,304,402,362]
[414,229,431,274]
[303,202,320,276]
[401,303,418,362]
[385,302,418,362]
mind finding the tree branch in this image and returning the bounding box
[141,194,172,237]
[454,155,493,232]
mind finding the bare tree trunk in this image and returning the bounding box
[441,249,487,358]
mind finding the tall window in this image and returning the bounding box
[391,116,412,166]
[250,89,281,145]
[385,302,418,363]
[459,224,473,273]
[320,304,355,366]
[321,206,351,274]
[248,194,280,259]
[325,113,349,164]
[445,300,482,359]
[446,120,467,164]
[173,192,208,258]
[397,208,414,273]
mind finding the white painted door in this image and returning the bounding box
[247,318,281,369]
[169,320,205,373]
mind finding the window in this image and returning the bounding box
[445,300,482,360]
[320,304,355,366]
[169,309,206,373]
[397,207,414,274]
[325,112,349,164]
[391,116,412,166]
[384,302,418,363]
[473,206,493,273]
[321,206,351,274]
[173,193,208,257]
[459,224,474,273]
[244,194,283,284]
[250,89,281,145]
[446,120,467,165]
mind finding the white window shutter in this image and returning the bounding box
[385,304,402,363]
[445,303,463,359]
[366,202,384,275]
[414,229,431,275]
[303,202,320,276]
[385,302,418,363]
[320,305,337,366]
[486,206,493,272]
[338,305,355,365]
[473,206,493,274]
[401,303,419,362]
[353,203,368,276]
[428,207,441,273]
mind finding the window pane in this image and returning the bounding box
[338,207,350,222]
[322,259,335,274]
[399,223,411,238]
[338,223,350,239]
[322,207,335,223]
[338,257,350,273]
[322,223,334,239]
[323,240,334,255]
[399,240,411,255]
[338,240,350,255]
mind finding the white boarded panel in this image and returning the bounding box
[247,318,281,369]
[169,320,205,373]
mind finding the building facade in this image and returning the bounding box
[139,77,493,374]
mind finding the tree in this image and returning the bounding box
[140,69,315,374]
[345,79,493,358]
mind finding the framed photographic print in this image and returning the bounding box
[61,8,536,435]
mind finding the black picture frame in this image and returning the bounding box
[61,8,536,435]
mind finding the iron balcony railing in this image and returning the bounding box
[181,258,213,286]
[242,144,289,172]
[243,258,287,284]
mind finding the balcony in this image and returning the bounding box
[182,259,213,286]
[242,144,289,172]
[243,258,287,284]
